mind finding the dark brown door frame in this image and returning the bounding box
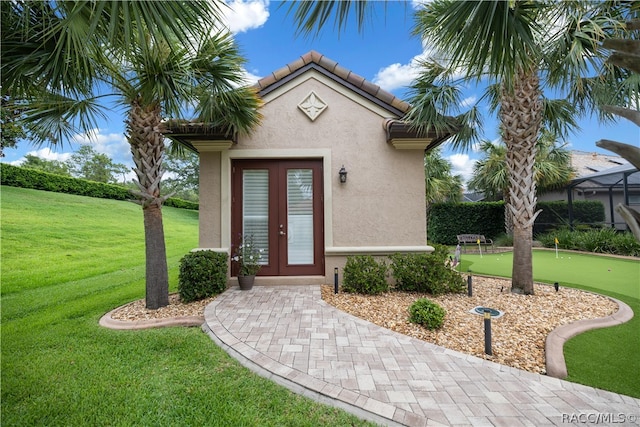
[231,159,324,276]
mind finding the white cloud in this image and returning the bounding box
[24,147,73,163]
[222,0,270,34]
[372,42,468,93]
[242,69,262,86]
[373,62,420,93]
[70,128,130,164]
[460,96,477,109]
[448,153,477,185]
[411,0,431,8]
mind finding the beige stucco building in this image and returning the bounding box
[166,51,450,286]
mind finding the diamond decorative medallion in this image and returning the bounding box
[298,91,327,121]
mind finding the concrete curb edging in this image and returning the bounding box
[99,307,204,330]
[545,296,634,379]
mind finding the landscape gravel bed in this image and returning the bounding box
[321,277,617,374]
[109,293,216,321]
[108,277,617,374]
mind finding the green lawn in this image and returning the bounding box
[1,186,373,426]
[457,249,639,299]
[458,249,640,398]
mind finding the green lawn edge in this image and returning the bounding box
[1,186,374,426]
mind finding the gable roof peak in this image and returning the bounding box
[255,50,410,115]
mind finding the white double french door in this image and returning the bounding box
[231,159,324,276]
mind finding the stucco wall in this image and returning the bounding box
[197,70,430,283]
[233,73,427,248]
[198,151,222,247]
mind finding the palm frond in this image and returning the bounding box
[20,92,108,146]
[413,0,545,88]
[541,98,580,139]
[284,0,378,38]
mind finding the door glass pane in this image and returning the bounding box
[243,170,269,265]
[287,169,313,265]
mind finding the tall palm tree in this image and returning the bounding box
[469,130,575,234]
[2,1,262,308]
[412,1,636,294]
[288,0,637,294]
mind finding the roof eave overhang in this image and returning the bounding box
[162,122,236,153]
[383,119,457,152]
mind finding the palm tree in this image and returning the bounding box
[2,1,262,308]
[411,1,638,294]
[469,130,575,234]
[288,1,636,294]
[424,148,462,231]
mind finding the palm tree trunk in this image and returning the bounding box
[127,98,170,309]
[503,188,513,235]
[500,69,543,295]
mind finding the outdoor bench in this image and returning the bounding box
[456,234,494,253]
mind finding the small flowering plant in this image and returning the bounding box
[232,234,263,276]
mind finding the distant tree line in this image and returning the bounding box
[15,145,199,202]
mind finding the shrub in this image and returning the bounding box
[178,250,228,302]
[538,228,640,256]
[342,255,388,295]
[494,233,513,247]
[576,227,619,254]
[612,232,640,257]
[389,252,430,292]
[390,245,466,295]
[409,298,446,330]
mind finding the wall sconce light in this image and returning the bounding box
[339,165,347,183]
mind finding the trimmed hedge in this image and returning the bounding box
[1,163,198,210]
[428,202,504,245]
[534,200,604,234]
[178,250,228,302]
[428,200,605,244]
[342,255,389,295]
[389,245,466,295]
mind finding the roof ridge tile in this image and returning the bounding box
[255,50,409,114]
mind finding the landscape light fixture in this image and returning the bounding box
[339,165,347,183]
[554,282,559,292]
[484,308,492,355]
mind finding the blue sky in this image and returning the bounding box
[4,0,638,184]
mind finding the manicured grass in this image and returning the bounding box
[1,186,374,426]
[457,249,639,299]
[457,249,640,398]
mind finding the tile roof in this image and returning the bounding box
[254,50,411,116]
[570,150,628,177]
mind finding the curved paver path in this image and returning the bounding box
[203,285,640,427]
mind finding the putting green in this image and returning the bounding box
[457,249,639,300]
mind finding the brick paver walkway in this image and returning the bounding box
[202,285,640,426]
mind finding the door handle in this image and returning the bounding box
[279,230,286,236]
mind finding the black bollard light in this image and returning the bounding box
[554,282,559,292]
[334,267,339,294]
[484,308,492,355]
[467,269,473,297]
